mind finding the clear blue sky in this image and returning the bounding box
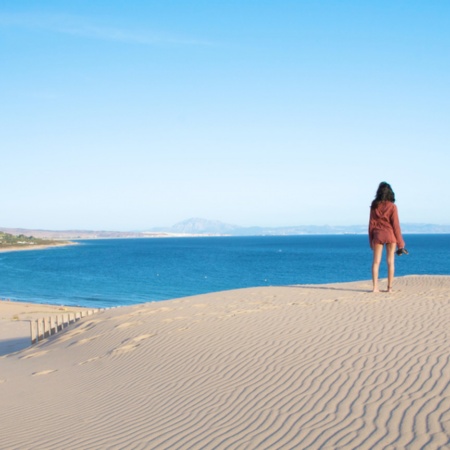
[1,1,449,230]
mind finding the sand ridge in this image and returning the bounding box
[0,275,450,449]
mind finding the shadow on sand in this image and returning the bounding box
[0,337,31,357]
[285,285,370,293]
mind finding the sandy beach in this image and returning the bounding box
[0,241,78,254]
[1,275,449,449]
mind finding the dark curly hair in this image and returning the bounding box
[371,182,395,209]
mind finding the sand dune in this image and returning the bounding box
[1,275,450,449]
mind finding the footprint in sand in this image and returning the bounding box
[78,319,101,329]
[109,334,155,355]
[32,369,57,376]
[129,309,148,316]
[111,343,140,354]
[58,329,86,342]
[78,356,101,365]
[69,335,103,347]
[20,350,49,359]
[115,322,139,329]
[132,334,155,342]
[162,316,188,324]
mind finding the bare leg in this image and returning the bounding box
[386,243,396,292]
[371,244,383,292]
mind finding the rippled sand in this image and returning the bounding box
[1,275,450,449]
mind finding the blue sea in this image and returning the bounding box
[0,235,449,308]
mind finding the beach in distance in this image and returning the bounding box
[1,275,450,449]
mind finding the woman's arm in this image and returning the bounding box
[368,208,374,249]
[391,204,405,249]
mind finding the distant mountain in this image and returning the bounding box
[2,221,450,241]
[152,219,369,236]
[162,218,239,235]
[151,218,368,236]
[152,219,450,236]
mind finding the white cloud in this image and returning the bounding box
[0,12,213,46]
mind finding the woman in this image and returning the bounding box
[369,182,406,292]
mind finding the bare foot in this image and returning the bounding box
[372,288,380,293]
[386,287,393,293]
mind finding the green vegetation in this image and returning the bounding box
[0,232,64,249]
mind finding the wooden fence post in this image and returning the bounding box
[37,318,42,342]
[30,308,106,345]
[30,321,37,345]
[50,316,56,335]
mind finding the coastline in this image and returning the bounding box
[0,241,78,254]
[1,275,450,448]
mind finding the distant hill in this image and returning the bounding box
[153,219,368,236]
[150,218,450,236]
[0,231,71,250]
[151,218,239,235]
[2,220,450,241]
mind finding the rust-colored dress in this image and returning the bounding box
[369,201,405,249]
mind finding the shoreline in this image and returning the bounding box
[0,298,91,320]
[0,241,78,254]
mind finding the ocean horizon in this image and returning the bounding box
[1,234,449,308]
